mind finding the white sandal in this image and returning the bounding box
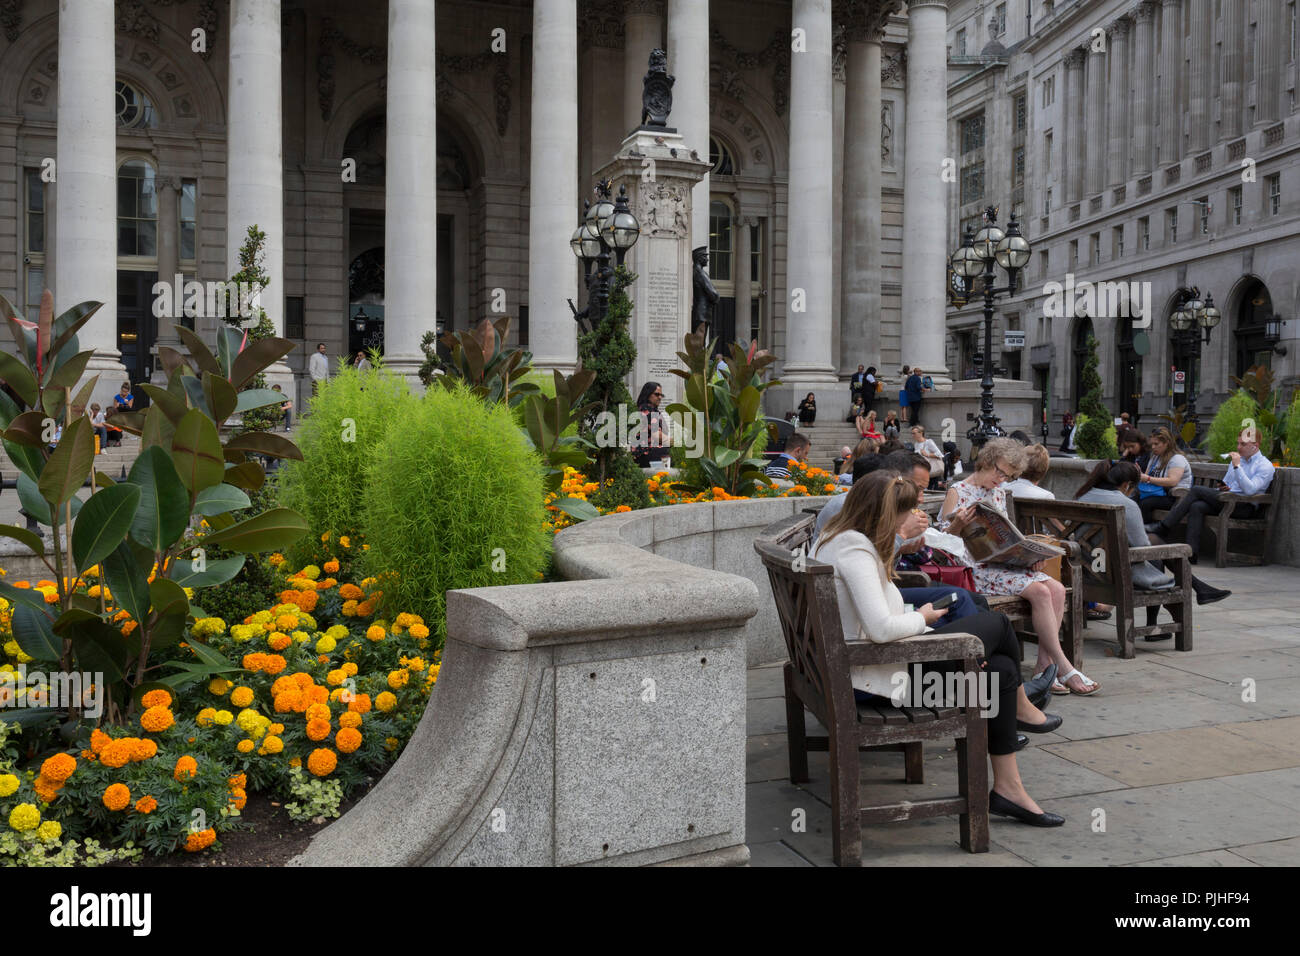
[1059,668,1100,696]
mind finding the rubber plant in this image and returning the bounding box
[430,316,541,409]
[0,291,309,729]
[519,368,599,521]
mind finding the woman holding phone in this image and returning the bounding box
[812,469,1065,827]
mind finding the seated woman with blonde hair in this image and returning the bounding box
[940,438,1100,696]
[855,408,884,442]
[812,469,1065,827]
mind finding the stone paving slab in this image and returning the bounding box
[1212,765,1300,809]
[1155,648,1300,683]
[1224,836,1300,866]
[1125,850,1260,867]
[1045,688,1263,740]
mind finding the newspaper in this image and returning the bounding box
[958,501,1064,568]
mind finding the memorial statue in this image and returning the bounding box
[640,49,674,129]
[691,246,719,333]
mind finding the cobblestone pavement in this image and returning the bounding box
[746,563,1300,866]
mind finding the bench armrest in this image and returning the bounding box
[1129,543,1192,562]
[845,632,983,668]
[1219,492,1272,505]
[895,571,932,588]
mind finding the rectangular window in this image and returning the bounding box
[961,214,982,239]
[1197,196,1210,234]
[1139,216,1150,251]
[25,169,45,255]
[1070,239,1079,265]
[956,28,967,56]
[993,3,1007,37]
[1038,249,1049,279]
[24,169,46,322]
[750,223,761,284]
[1267,173,1282,215]
[961,112,986,154]
[180,179,197,262]
[1015,92,1027,132]
[961,163,985,205]
[708,203,732,281]
[1113,226,1125,259]
[285,295,304,339]
[1231,185,1243,224]
[1091,232,1101,266]
[1167,208,1178,244]
[1013,146,1026,184]
[1044,187,1053,214]
[1045,131,1053,173]
[1042,74,1055,107]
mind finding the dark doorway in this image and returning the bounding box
[1116,318,1143,424]
[1234,279,1274,378]
[117,270,157,392]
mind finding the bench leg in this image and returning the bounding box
[1214,518,1228,569]
[829,727,862,866]
[956,700,989,853]
[783,665,810,784]
[903,742,924,784]
[1172,588,1193,653]
[1116,598,1136,659]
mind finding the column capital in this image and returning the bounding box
[1108,16,1131,37]
[579,0,624,49]
[836,0,903,44]
[1159,0,1182,7]
[1133,2,1158,22]
[1064,47,1087,69]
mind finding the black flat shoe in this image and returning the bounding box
[1197,585,1231,605]
[1027,686,1051,710]
[990,790,1065,827]
[1144,632,1173,642]
[1022,663,1058,702]
[1013,734,1030,752]
[1016,713,1063,734]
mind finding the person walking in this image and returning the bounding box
[309,343,330,397]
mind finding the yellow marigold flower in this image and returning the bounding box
[37,820,62,842]
[316,634,337,654]
[306,718,331,741]
[236,739,255,753]
[339,535,351,548]
[102,783,131,811]
[40,753,77,783]
[404,657,426,673]
[229,686,255,708]
[184,828,216,852]
[268,553,285,566]
[289,757,302,768]
[307,748,337,777]
[0,774,18,797]
[365,625,385,642]
[196,708,216,727]
[192,617,227,638]
[229,624,256,643]
[275,613,299,631]
[261,735,284,755]
[384,737,399,752]
[213,710,234,726]
[336,727,362,754]
[409,623,430,640]
[268,632,291,651]
[325,668,345,687]
[209,678,233,695]
[300,565,321,581]
[374,691,397,713]
[140,706,174,733]
[8,803,40,832]
[174,755,198,781]
[387,670,409,690]
[134,795,157,814]
[342,662,358,677]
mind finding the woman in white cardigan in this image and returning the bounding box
[811,470,1065,827]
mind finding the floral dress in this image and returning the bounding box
[939,480,1050,596]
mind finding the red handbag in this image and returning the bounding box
[916,550,977,592]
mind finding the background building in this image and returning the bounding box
[945,0,1299,436]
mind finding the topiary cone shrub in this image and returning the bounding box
[360,384,552,645]
[276,365,414,566]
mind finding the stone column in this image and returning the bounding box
[666,0,710,250]
[1187,0,1211,150]
[227,0,284,339]
[1132,3,1156,174]
[782,0,840,396]
[1221,0,1245,139]
[733,214,751,341]
[624,1,665,136]
[1085,42,1106,196]
[55,0,127,399]
[1106,18,1130,187]
[1158,0,1182,165]
[899,0,949,383]
[1255,0,1286,125]
[528,0,579,372]
[151,178,181,384]
[383,0,437,380]
[1064,48,1086,202]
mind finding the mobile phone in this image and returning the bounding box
[931,591,959,610]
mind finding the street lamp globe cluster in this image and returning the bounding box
[569,180,640,334]
[1169,288,1222,443]
[949,205,1032,451]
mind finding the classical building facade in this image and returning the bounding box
[945,0,1299,434]
[0,0,960,416]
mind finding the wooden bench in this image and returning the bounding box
[754,513,989,866]
[1012,498,1194,659]
[1145,461,1276,567]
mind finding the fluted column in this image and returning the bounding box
[1221,0,1245,139]
[667,0,710,249]
[1085,42,1106,196]
[1132,3,1156,174]
[733,215,751,341]
[227,0,284,338]
[623,1,665,136]
[1188,0,1212,150]
[899,0,949,380]
[384,0,437,379]
[1255,0,1286,125]
[1064,48,1086,202]
[1158,0,1182,164]
[527,0,579,371]
[1107,18,1130,187]
[55,0,127,397]
[782,0,838,385]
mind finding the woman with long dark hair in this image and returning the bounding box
[1136,426,1191,523]
[798,392,817,427]
[812,470,1065,826]
[631,381,672,467]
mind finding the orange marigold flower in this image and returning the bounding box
[374,691,398,713]
[291,671,315,689]
[270,675,296,697]
[275,614,298,632]
[228,773,248,790]
[307,748,337,777]
[229,788,248,811]
[348,693,372,715]
[131,738,158,761]
[263,654,287,676]
[173,755,198,781]
[99,739,135,769]
[338,711,362,728]
[184,828,217,852]
[242,652,267,672]
[323,559,339,574]
[140,706,174,733]
[306,718,332,741]
[365,624,385,642]
[268,632,291,651]
[336,727,362,753]
[339,583,364,601]
[40,753,77,783]
[134,795,157,814]
[305,702,331,722]
[273,690,303,714]
[355,599,376,617]
[90,728,111,754]
[305,685,329,706]
[102,783,131,811]
[140,689,172,709]
[33,775,62,803]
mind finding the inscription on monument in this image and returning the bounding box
[645,268,680,380]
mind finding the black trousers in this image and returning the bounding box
[1156,485,1260,555]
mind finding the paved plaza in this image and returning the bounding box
[746,563,1300,867]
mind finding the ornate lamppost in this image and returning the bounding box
[949,205,1031,451]
[569,180,640,334]
[1168,287,1221,444]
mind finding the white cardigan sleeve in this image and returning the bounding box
[829,536,928,644]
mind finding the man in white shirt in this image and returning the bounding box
[1147,428,1275,563]
[308,343,330,396]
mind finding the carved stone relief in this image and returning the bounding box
[0,0,22,43]
[711,23,791,116]
[640,181,689,239]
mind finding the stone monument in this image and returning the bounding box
[594,50,709,404]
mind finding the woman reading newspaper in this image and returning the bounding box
[939,438,1101,696]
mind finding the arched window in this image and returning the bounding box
[1234,279,1274,377]
[709,136,735,175]
[117,159,158,257]
[115,80,157,129]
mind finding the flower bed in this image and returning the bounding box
[0,542,439,865]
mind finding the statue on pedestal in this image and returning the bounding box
[691,246,719,334]
[641,49,674,128]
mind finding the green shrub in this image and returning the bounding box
[360,384,551,644]
[1205,391,1266,458]
[1072,413,1118,462]
[276,366,414,565]
[1284,391,1300,465]
[590,449,652,512]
